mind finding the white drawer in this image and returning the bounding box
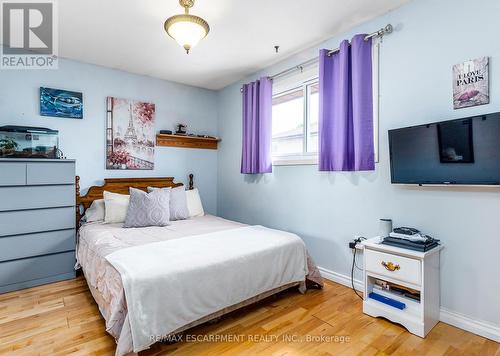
[26,162,75,185]
[365,249,421,286]
[0,185,75,211]
[0,163,26,186]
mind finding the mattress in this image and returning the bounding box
[76,215,323,354]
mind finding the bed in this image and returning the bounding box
[75,175,323,355]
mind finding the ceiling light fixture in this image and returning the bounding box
[164,0,210,54]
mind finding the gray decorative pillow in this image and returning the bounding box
[123,188,171,228]
[148,186,189,221]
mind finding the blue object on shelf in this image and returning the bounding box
[369,292,406,310]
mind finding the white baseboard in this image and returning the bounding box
[318,266,500,343]
[318,266,363,292]
[439,308,500,343]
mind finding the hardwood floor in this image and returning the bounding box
[0,277,498,355]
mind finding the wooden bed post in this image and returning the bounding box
[76,175,81,226]
[189,174,194,190]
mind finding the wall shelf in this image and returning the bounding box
[156,134,221,150]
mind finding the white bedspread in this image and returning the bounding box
[105,225,308,353]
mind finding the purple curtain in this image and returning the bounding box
[241,77,273,174]
[318,34,374,171]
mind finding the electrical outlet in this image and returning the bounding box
[349,238,361,249]
[349,237,366,250]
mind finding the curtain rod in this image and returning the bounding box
[240,24,393,93]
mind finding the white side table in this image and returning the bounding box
[362,237,443,337]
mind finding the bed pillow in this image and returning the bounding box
[147,186,189,221]
[186,188,204,217]
[83,199,105,222]
[124,188,171,228]
[103,191,130,224]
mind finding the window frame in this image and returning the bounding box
[271,77,319,166]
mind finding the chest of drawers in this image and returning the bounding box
[0,159,76,293]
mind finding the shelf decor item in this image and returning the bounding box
[175,123,187,135]
[40,87,83,119]
[106,97,155,170]
[453,57,489,109]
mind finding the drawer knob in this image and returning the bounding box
[381,261,400,272]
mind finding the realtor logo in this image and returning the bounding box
[1,0,58,69]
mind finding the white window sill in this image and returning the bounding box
[272,155,318,166]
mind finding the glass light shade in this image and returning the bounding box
[165,14,209,53]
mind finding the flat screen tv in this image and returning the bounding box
[389,112,500,185]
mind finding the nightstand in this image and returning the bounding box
[362,237,443,337]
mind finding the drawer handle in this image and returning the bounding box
[381,261,400,272]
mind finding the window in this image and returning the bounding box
[272,88,304,156]
[272,78,319,165]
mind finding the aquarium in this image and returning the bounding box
[0,126,59,159]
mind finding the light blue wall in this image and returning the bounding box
[217,0,500,326]
[0,58,219,214]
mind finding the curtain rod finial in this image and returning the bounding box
[384,24,393,34]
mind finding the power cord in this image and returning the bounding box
[351,237,366,300]
[354,255,363,270]
[351,248,363,300]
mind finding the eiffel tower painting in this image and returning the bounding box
[124,104,138,144]
[106,97,155,170]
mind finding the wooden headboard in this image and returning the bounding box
[76,174,194,224]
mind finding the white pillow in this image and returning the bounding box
[84,199,105,222]
[186,188,204,217]
[103,191,130,223]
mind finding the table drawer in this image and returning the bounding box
[0,207,75,237]
[0,230,75,262]
[0,163,26,186]
[365,249,421,286]
[0,185,75,211]
[26,162,75,185]
[0,251,75,287]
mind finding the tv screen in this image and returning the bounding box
[389,112,500,185]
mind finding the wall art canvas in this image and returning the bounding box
[40,87,83,119]
[106,97,155,170]
[453,57,489,109]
